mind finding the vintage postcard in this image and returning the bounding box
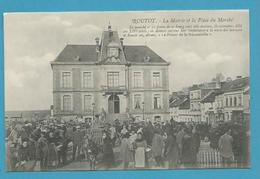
[4,10,249,171]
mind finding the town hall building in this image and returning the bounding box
[51,25,170,123]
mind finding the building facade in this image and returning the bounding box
[169,94,193,122]
[51,25,170,123]
[189,87,213,123]
[200,76,249,124]
[222,77,249,122]
[200,91,223,124]
[170,76,249,124]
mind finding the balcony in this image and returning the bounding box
[101,85,128,95]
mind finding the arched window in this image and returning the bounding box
[108,94,120,114]
[230,97,233,106]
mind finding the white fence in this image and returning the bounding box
[197,142,237,168]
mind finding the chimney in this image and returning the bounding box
[95,37,100,52]
[120,38,124,47]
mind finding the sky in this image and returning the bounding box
[4,10,249,111]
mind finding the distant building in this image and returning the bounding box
[178,98,192,122]
[201,90,223,123]
[201,76,249,123]
[51,25,170,123]
[221,76,249,122]
[170,76,250,124]
[189,86,213,122]
[5,110,50,122]
[243,87,250,121]
[170,94,188,122]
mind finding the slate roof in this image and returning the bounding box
[201,90,222,103]
[221,77,249,92]
[179,98,190,110]
[123,45,167,63]
[54,29,168,64]
[200,77,249,103]
[187,77,249,94]
[170,95,188,108]
[55,45,98,62]
[99,31,126,62]
[189,85,200,91]
[55,44,168,63]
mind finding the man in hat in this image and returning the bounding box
[120,132,131,169]
[176,127,185,163]
[109,124,116,147]
[36,131,48,170]
[218,129,234,167]
[72,126,84,161]
[57,131,69,166]
[151,128,164,167]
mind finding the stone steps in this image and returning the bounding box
[105,113,129,123]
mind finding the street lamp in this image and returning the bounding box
[142,101,145,121]
[92,102,95,127]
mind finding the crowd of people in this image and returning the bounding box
[5,116,249,171]
[115,120,202,169]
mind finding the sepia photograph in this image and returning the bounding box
[4,10,250,171]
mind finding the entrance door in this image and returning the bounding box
[108,95,120,114]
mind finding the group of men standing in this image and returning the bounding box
[5,116,248,171]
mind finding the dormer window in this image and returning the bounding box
[144,55,150,62]
[108,47,119,57]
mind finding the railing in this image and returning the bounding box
[197,149,221,167]
[197,149,237,168]
[101,85,127,92]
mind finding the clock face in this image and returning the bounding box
[108,47,118,57]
